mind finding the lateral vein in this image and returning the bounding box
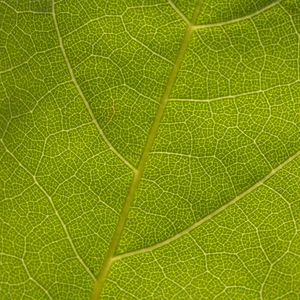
[167,0,191,26]
[52,0,136,172]
[169,79,300,103]
[113,149,300,261]
[192,0,282,30]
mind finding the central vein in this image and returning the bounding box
[91,3,202,299]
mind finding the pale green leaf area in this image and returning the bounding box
[0,0,300,299]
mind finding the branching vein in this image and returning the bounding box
[91,1,203,299]
[166,0,191,26]
[1,141,96,281]
[113,149,300,261]
[52,0,136,172]
[192,0,282,30]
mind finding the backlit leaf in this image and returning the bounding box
[1,0,300,299]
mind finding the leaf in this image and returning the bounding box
[1,0,300,299]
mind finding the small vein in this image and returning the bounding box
[166,0,191,26]
[169,79,300,103]
[263,184,298,235]
[120,17,173,65]
[52,0,136,172]
[21,259,53,300]
[0,253,53,299]
[112,149,300,261]
[279,3,300,81]
[0,1,52,15]
[151,150,237,194]
[151,252,193,300]
[192,0,282,30]
[1,141,96,281]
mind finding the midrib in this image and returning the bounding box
[91,3,202,299]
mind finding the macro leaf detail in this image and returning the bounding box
[1,0,300,299]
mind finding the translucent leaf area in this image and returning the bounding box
[1,0,300,299]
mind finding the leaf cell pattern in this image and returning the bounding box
[0,0,300,299]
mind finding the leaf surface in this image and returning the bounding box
[1,0,300,299]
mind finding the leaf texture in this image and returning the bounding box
[0,0,300,299]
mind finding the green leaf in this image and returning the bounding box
[1,0,300,299]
